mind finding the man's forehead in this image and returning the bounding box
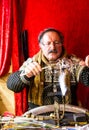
[42,31,60,40]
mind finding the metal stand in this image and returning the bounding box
[51,67,60,126]
[51,67,65,126]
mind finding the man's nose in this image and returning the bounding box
[50,42,56,48]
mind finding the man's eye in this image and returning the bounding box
[54,41,59,44]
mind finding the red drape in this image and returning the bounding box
[0,0,28,116]
[0,0,12,76]
[0,0,89,115]
[11,0,28,115]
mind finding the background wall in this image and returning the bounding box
[21,0,89,58]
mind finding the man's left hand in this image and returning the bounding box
[85,55,89,66]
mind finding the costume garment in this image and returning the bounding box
[7,50,89,108]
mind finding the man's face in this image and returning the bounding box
[40,31,63,61]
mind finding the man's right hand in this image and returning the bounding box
[25,62,42,78]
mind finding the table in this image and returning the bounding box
[0,116,89,130]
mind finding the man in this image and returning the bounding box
[7,28,89,109]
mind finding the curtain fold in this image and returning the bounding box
[0,0,12,76]
[12,0,28,116]
[0,0,28,116]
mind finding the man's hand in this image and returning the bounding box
[79,55,89,67]
[85,55,89,66]
[25,62,42,78]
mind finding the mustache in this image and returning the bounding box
[48,49,57,54]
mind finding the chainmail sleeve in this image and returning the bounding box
[79,66,89,86]
[7,71,29,92]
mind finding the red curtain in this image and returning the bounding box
[11,0,28,115]
[0,0,89,115]
[0,0,12,76]
[0,0,28,116]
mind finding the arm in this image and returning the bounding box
[79,66,89,86]
[79,55,89,86]
[7,57,42,92]
[7,59,32,92]
[70,55,89,87]
[7,70,30,92]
